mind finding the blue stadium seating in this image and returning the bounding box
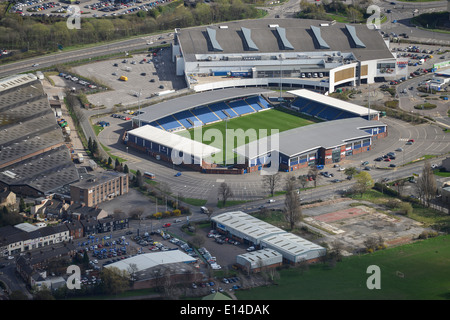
[256,96,272,109]
[157,115,184,131]
[227,100,255,115]
[208,102,238,118]
[173,110,201,129]
[191,106,221,124]
[244,97,263,110]
[150,121,164,130]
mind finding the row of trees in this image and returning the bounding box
[0,0,260,57]
[297,0,370,23]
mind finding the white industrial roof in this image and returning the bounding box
[212,211,286,242]
[14,223,39,233]
[0,73,38,92]
[261,232,324,257]
[127,125,220,159]
[104,250,196,272]
[237,248,282,262]
[288,89,379,116]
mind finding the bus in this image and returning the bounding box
[144,172,155,180]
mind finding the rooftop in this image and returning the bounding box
[234,117,385,158]
[70,171,127,190]
[177,18,394,62]
[127,125,221,159]
[288,89,379,116]
[104,250,197,273]
[134,88,273,123]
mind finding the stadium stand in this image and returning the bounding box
[243,96,267,110]
[191,106,221,124]
[157,115,184,131]
[227,99,255,115]
[173,110,201,129]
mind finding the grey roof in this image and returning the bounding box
[177,18,394,62]
[70,171,126,190]
[345,24,366,48]
[206,27,223,52]
[234,118,386,158]
[0,145,80,195]
[310,25,330,49]
[135,88,273,123]
[241,27,259,51]
[276,26,294,50]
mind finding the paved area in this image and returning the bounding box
[72,47,186,108]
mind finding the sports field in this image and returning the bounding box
[234,235,450,300]
[177,108,315,165]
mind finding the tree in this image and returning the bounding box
[298,175,309,189]
[308,166,319,188]
[123,164,129,174]
[19,197,26,212]
[218,182,233,207]
[91,140,99,157]
[344,167,358,180]
[416,160,437,207]
[135,170,143,188]
[353,171,374,197]
[205,206,214,221]
[88,137,93,154]
[108,157,113,168]
[100,267,130,295]
[394,179,406,197]
[262,172,281,197]
[284,176,302,230]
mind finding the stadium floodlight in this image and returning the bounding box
[279,54,285,101]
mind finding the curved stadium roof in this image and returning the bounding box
[133,88,273,123]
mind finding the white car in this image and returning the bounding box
[7,256,14,260]
[267,199,275,203]
[32,63,39,67]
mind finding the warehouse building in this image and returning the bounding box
[261,233,326,264]
[0,74,80,198]
[104,250,202,289]
[211,211,326,264]
[236,248,283,273]
[211,211,286,246]
[173,18,404,93]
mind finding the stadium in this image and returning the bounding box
[125,87,387,174]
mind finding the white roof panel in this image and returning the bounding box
[287,89,379,116]
[128,125,220,159]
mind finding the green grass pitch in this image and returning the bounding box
[234,235,450,300]
[177,107,315,165]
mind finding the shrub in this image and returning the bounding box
[397,202,413,216]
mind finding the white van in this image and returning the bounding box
[201,206,209,214]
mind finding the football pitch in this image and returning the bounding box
[177,108,315,165]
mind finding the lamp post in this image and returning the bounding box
[224,117,229,165]
[279,53,284,101]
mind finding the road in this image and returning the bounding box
[0,35,171,79]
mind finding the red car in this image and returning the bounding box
[408,139,415,143]
[163,223,171,228]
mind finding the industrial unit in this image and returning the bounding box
[212,211,326,266]
[172,18,404,93]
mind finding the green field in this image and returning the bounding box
[177,108,315,165]
[235,235,450,300]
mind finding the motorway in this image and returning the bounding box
[0,34,171,79]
